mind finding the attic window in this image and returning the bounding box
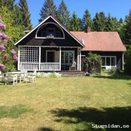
[36,22,65,39]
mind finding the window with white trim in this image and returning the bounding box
[20,47,39,62]
[101,56,116,67]
[61,51,74,65]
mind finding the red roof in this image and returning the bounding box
[71,31,126,52]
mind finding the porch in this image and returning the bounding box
[18,46,81,71]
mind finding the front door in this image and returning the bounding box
[61,51,75,70]
[46,51,55,62]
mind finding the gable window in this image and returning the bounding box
[36,22,65,39]
[101,56,116,68]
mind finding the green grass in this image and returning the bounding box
[0,76,130,131]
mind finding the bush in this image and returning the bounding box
[125,47,131,75]
[82,53,102,74]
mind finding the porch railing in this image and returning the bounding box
[19,62,60,71]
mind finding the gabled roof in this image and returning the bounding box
[71,31,126,52]
[15,16,84,47]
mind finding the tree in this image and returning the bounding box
[19,0,32,30]
[57,0,70,29]
[93,12,107,31]
[0,6,24,47]
[0,16,17,72]
[39,0,57,22]
[0,0,15,10]
[106,14,118,31]
[125,10,131,45]
[70,12,81,31]
[82,9,92,31]
[125,47,131,75]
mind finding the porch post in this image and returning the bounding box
[77,48,80,71]
[18,46,20,71]
[79,49,81,71]
[39,46,41,71]
[122,52,125,70]
[59,47,61,71]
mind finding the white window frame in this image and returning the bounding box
[35,22,65,39]
[20,47,39,63]
[61,50,75,65]
[101,56,117,69]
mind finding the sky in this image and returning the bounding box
[16,0,131,27]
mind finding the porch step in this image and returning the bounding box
[60,71,85,77]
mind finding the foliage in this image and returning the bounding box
[106,14,118,31]
[0,0,15,10]
[82,9,92,31]
[125,10,131,45]
[93,12,107,31]
[19,0,32,30]
[82,53,102,74]
[57,0,70,29]
[117,22,127,44]
[39,0,57,22]
[0,6,24,47]
[69,12,81,31]
[0,15,18,72]
[125,47,131,75]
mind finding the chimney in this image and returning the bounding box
[86,27,91,33]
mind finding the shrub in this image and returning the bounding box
[0,17,17,73]
[125,47,131,75]
[82,53,102,74]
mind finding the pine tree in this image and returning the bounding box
[82,9,92,31]
[39,0,57,22]
[70,12,81,31]
[0,0,15,10]
[106,14,118,31]
[19,0,32,30]
[125,10,131,45]
[57,0,70,29]
[93,12,107,31]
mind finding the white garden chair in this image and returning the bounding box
[4,73,17,85]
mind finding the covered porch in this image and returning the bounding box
[18,46,81,71]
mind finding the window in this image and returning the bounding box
[36,22,65,39]
[61,51,74,65]
[20,47,39,62]
[101,56,116,67]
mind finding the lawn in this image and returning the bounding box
[0,76,131,131]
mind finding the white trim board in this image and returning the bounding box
[14,16,84,47]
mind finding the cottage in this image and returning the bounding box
[15,16,126,71]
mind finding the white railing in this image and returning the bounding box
[19,62,39,70]
[40,62,60,71]
[19,62,60,71]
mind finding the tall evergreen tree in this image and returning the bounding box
[70,12,81,31]
[82,9,92,31]
[39,0,57,22]
[93,12,107,31]
[125,10,131,45]
[0,0,15,10]
[19,0,32,30]
[57,0,70,29]
[106,14,118,31]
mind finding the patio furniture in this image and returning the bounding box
[4,73,17,85]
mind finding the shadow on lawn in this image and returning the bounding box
[94,75,131,80]
[38,127,56,131]
[50,106,131,131]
